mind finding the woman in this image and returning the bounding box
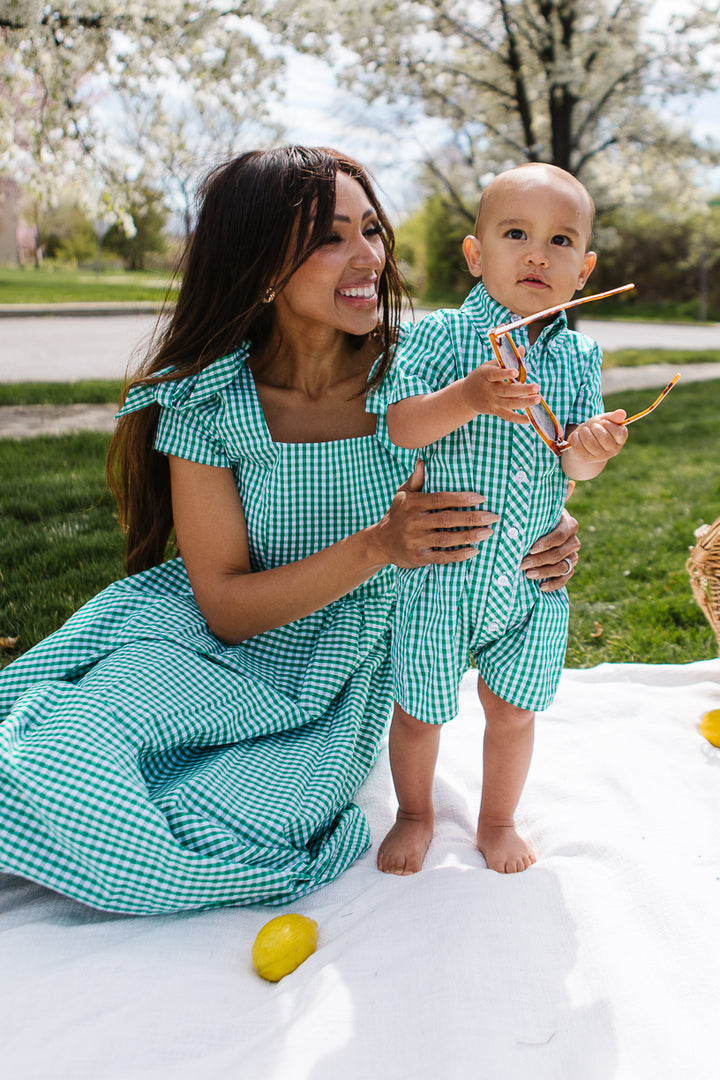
[0,147,579,913]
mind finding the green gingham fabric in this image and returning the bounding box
[0,345,415,914]
[366,282,604,722]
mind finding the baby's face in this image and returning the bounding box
[464,169,597,319]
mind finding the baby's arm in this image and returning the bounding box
[561,409,628,480]
[386,359,541,449]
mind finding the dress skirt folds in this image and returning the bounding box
[0,347,413,913]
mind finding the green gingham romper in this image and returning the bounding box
[0,345,415,914]
[366,282,604,723]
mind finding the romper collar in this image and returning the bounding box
[461,281,569,346]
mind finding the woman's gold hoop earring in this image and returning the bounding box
[262,287,276,304]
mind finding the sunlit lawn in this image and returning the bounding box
[2,266,718,326]
[1,379,718,670]
[566,379,719,666]
[0,265,176,304]
[0,380,125,406]
[0,432,125,666]
[602,348,720,369]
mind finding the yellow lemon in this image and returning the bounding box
[252,913,319,982]
[699,709,720,748]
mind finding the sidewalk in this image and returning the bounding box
[1,306,719,385]
[0,403,119,438]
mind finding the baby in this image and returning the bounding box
[367,163,628,875]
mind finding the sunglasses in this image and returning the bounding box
[488,283,681,456]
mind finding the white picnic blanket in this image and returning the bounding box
[2,659,719,1080]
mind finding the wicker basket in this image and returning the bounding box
[687,515,720,653]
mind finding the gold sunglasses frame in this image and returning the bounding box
[488,284,680,456]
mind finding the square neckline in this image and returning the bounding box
[244,363,378,448]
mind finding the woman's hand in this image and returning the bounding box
[519,507,580,592]
[372,460,499,569]
[170,456,496,643]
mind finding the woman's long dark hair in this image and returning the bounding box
[107,145,409,574]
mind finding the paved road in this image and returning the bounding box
[0,311,719,384]
[0,314,158,383]
[0,311,718,437]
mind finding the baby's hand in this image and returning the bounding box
[462,357,540,423]
[565,409,628,469]
[561,410,628,480]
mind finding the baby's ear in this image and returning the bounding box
[462,234,483,277]
[578,249,597,288]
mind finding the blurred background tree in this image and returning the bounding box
[269,0,719,210]
[103,189,169,272]
[35,201,97,264]
[1,2,284,245]
[1,0,718,313]
[269,0,719,310]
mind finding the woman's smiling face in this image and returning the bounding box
[273,171,387,338]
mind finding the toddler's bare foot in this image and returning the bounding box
[377,810,434,875]
[476,821,536,874]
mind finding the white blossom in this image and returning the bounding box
[1,2,284,222]
[263,0,720,213]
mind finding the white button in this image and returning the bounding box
[497,574,511,587]
[515,470,528,483]
[487,622,501,635]
[507,526,520,540]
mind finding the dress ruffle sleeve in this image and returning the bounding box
[115,347,253,469]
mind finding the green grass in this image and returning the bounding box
[1,381,718,670]
[565,380,719,666]
[0,433,125,667]
[0,266,176,304]
[594,298,720,323]
[3,266,718,321]
[0,380,124,406]
[602,348,720,369]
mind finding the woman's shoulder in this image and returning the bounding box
[116,343,252,419]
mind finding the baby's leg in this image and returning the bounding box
[475,675,536,874]
[377,702,442,875]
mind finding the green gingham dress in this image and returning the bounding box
[0,345,414,914]
[367,282,604,722]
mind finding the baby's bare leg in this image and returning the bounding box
[476,675,536,874]
[377,702,442,875]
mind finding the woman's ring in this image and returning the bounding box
[562,557,573,575]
